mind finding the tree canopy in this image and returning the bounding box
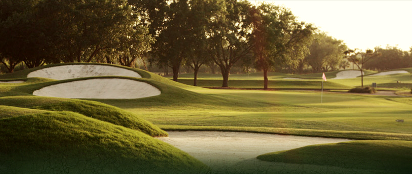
[0,0,153,72]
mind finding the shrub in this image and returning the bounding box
[348,87,376,93]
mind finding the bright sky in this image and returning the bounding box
[253,0,412,51]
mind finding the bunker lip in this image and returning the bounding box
[27,64,141,80]
[33,78,161,99]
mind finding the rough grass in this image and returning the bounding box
[257,140,412,174]
[0,111,208,174]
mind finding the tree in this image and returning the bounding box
[364,46,410,71]
[339,60,350,70]
[304,33,347,72]
[0,0,41,72]
[207,0,254,87]
[0,0,147,71]
[184,0,218,86]
[250,3,314,89]
[344,49,380,87]
[144,0,193,81]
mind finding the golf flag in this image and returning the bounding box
[322,73,327,81]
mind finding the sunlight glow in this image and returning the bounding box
[254,0,412,51]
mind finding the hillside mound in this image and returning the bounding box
[27,64,141,80]
[257,140,412,173]
[0,96,167,137]
[0,110,208,174]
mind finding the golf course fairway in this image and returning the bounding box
[1,63,412,173]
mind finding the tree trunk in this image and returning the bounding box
[263,68,269,89]
[77,49,82,62]
[141,58,148,70]
[193,66,199,86]
[164,67,169,76]
[172,66,179,81]
[105,56,112,64]
[1,59,20,73]
[220,67,230,87]
[361,69,364,87]
[87,46,100,62]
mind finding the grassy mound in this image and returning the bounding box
[0,96,167,137]
[0,110,208,174]
[257,140,412,174]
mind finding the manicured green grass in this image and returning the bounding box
[176,79,350,89]
[2,63,412,173]
[0,110,208,174]
[3,64,410,140]
[257,140,412,174]
[118,89,412,140]
[176,69,411,90]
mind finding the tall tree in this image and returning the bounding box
[145,0,192,81]
[344,49,380,87]
[304,33,347,72]
[184,0,218,86]
[250,3,314,89]
[208,0,254,87]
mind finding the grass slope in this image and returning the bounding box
[0,63,210,173]
[0,110,208,174]
[0,96,167,137]
[257,140,412,174]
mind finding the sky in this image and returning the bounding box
[252,0,412,51]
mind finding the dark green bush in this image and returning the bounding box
[348,87,376,93]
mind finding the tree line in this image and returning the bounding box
[2,0,410,88]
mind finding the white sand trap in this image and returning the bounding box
[0,81,24,83]
[27,65,141,80]
[33,79,160,99]
[332,70,363,79]
[369,70,409,76]
[157,131,350,171]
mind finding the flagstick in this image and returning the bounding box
[321,81,323,104]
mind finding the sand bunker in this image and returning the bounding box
[157,131,349,171]
[369,70,409,76]
[333,70,363,79]
[27,65,141,80]
[33,79,161,99]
